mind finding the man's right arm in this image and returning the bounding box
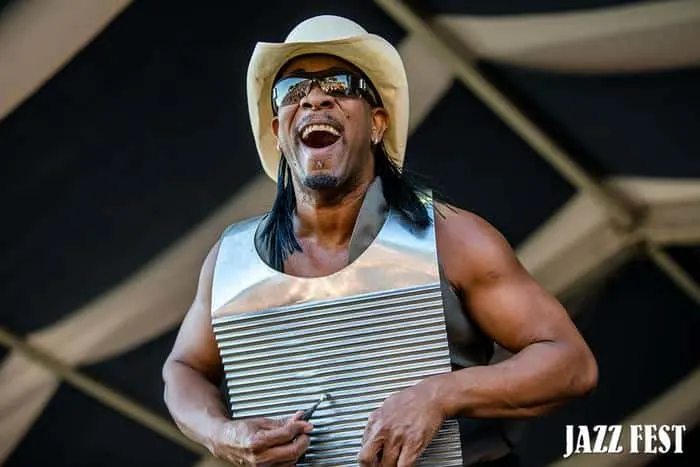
[162,241,230,451]
[162,240,313,466]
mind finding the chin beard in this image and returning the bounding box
[303,174,340,190]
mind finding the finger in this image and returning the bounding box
[285,411,307,425]
[396,442,422,467]
[361,423,372,445]
[250,422,311,451]
[285,411,315,433]
[358,437,383,467]
[362,410,379,445]
[380,439,402,467]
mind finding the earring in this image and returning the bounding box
[275,140,281,152]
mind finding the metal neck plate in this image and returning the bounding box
[211,205,440,318]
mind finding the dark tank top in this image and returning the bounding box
[254,177,517,465]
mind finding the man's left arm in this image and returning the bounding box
[359,206,598,466]
[432,207,599,419]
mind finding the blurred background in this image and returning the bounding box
[1,0,699,466]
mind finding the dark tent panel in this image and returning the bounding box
[406,81,576,246]
[480,64,700,179]
[82,329,181,417]
[667,246,700,283]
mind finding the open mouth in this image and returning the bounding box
[300,124,342,149]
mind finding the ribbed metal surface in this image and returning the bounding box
[213,283,463,466]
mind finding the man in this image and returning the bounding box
[163,15,598,467]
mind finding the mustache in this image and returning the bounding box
[296,113,343,133]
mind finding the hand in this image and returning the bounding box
[359,381,446,467]
[207,411,313,466]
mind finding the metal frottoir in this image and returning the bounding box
[211,203,464,465]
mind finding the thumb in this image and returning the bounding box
[286,411,305,423]
[286,411,314,433]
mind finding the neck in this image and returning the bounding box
[292,175,374,248]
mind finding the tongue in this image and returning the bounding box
[303,131,340,148]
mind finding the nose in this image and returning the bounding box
[300,83,334,110]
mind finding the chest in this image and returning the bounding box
[283,241,350,278]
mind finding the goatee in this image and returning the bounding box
[303,174,339,189]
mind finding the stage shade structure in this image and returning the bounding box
[1,0,699,465]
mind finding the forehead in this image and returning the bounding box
[278,54,361,77]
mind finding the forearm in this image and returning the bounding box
[163,359,229,450]
[433,341,597,419]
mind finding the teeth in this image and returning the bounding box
[301,124,340,139]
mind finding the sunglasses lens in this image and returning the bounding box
[320,74,352,98]
[273,77,308,110]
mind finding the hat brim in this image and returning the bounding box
[246,34,409,180]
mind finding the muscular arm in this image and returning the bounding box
[163,241,313,466]
[359,204,599,465]
[433,204,598,419]
[162,241,228,451]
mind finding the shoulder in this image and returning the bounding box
[220,213,268,240]
[433,201,522,288]
[200,212,269,279]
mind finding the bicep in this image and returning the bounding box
[464,261,581,355]
[166,241,223,383]
[437,208,583,354]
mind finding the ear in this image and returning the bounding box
[271,116,280,138]
[370,107,389,144]
[271,117,282,151]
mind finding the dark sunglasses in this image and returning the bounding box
[272,71,380,114]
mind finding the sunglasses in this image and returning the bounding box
[272,71,380,114]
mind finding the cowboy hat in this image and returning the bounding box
[246,15,409,181]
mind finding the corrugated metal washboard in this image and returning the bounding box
[213,283,463,466]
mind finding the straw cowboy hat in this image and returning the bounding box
[246,15,410,181]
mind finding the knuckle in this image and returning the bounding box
[358,450,373,464]
[286,423,301,437]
